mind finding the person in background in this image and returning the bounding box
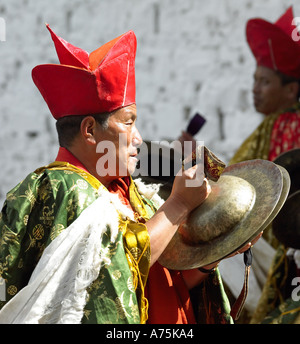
[250,149,300,324]
[229,6,300,324]
[230,6,300,178]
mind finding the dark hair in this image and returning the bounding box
[276,71,300,100]
[56,113,111,148]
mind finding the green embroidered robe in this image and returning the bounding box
[0,163,151,324]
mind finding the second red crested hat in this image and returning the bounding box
[246,6,300,79]
[32,25,137,120]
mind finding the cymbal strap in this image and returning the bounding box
[244,247,253,266]
[230,248,252,321]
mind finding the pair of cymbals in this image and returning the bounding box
[158,159,290,269]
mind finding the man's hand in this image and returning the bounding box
[147,163,210,266]
[182,231,263,290]
[169,163,211,214]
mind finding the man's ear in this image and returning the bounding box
[80,116,98,145]
[285,81,300,101]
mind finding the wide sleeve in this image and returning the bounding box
[0,169,98,308]
[0,175,42,307]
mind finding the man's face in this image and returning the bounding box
[95,104,142,179]
[252,66,289,115]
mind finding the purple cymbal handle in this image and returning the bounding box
[186,113,206,136]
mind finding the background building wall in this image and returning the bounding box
[0,0,299,204]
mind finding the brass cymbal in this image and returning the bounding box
[158,159,290,270]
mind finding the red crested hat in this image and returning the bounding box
[32,25,136,119]
[246,6,300,78]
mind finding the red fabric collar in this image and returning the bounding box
[107,177,131,204]
[55,146,90,173]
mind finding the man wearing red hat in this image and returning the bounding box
[231,6,300,166]
[0,25,256,324]
[230,6,300,324]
